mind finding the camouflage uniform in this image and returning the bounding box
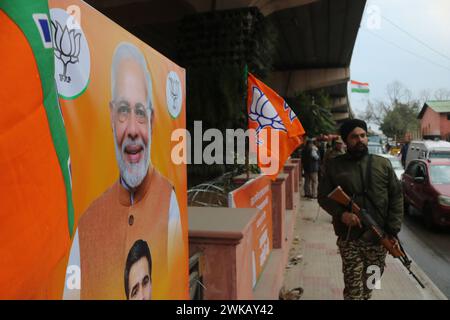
[337,238,387,300]
[318,153,403,300]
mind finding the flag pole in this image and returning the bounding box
[244,64,250,180]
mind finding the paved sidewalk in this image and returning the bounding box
[282,197,447,300]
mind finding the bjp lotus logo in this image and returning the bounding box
[248,86,287,146]
[248,86,287,135]
[168,76,179,109]
[51,20,81,83]
[50,8,90,100]
[166,71,183,119]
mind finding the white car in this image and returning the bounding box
[380,154,404,180]
[368,142,384,155]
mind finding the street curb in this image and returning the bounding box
[392,255,448,300]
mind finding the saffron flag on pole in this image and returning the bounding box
[351,80,370,93]
[247,73,305,179]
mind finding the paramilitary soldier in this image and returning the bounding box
[318,119,404,300]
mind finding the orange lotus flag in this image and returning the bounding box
[247,73,305,179]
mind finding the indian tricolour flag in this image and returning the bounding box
[351,80,370,93]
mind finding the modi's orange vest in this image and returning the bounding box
[78,168,172,299]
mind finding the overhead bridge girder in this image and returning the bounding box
[266,67,350,98]
[184,0,319,16]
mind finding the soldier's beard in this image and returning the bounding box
[347,142,368,160]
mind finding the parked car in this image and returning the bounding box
[380,154,404,180]
[402,159,450,229]
[405,140,450,168]
[368,141,384,155]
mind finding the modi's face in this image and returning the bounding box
[128,257,152,300]
[111,59,151,189]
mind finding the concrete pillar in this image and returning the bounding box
[188,207,258,300]
[294,158,303,188]
[271,173,287,249]
[283,164,296,210]
[289,159,300,193]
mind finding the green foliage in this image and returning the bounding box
[178,7,278,131]
[177,8,278,186]
[361,81,422,139]
[379,102,420,139]
[286,90,337,137]
[186,65,247,132]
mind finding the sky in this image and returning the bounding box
[349,0,450,132]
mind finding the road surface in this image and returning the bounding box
[399,212,450,298]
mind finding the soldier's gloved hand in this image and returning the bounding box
[341,212,362,228]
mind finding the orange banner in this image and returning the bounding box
[229,175,273,287]
[0,0,75,299]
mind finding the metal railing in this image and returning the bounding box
[189,252,205,300]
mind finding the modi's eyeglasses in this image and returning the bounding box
[111,101,149,124]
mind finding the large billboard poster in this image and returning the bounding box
[48,0,189,299]
[51,0,189,300]
[228,176,273,288]
[0,0,188,299]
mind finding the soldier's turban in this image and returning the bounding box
[340,119,368,142]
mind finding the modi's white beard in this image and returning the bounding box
[113,127,151,189]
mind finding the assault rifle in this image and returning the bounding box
[328,186,425,288]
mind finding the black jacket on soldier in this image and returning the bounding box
[318,153,403,241]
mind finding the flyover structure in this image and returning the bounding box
[86,0,367,123]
